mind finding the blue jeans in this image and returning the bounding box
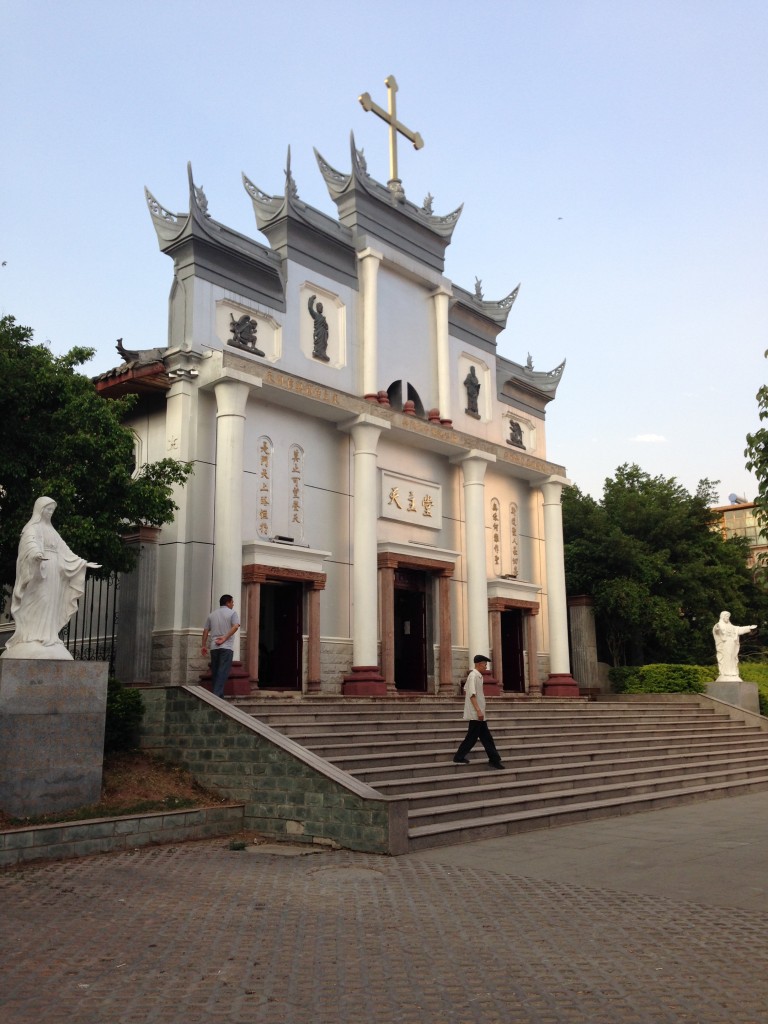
[210,648,234,697]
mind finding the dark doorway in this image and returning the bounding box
[501,609,525,692]
[394,570,427,691]
[258,581,303,689]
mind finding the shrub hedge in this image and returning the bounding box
[609,661,768,716]
[609,663,711,694]
[104,677,145,752]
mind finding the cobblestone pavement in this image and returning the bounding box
[2,833,768,1024]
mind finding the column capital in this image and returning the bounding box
[357,246,384,264]
[430,284,453,299]
[451,448,497,467]
[453,449,496,486]
[535,474,572,503]
[213,377,251,418]
[338,414,390,454]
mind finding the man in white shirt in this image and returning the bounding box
[202,594,240,698]
[453,655,505,769]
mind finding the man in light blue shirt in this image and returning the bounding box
[202,594,240,698]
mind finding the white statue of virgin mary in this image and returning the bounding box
[2,497,100,660]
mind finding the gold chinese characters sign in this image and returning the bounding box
[380,471,442,530]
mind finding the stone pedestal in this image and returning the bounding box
[706,679,760,715]
[0,659,108,817]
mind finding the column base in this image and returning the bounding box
[342,665,387,696]
[542,673,581,698]
[199,660,252,697]
[481,671,501,696]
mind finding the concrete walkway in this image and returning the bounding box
[3,793,768,1024]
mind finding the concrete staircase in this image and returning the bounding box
[232,694,768,851]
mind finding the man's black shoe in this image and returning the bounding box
[453,757,470,764]
[488,762,506,770]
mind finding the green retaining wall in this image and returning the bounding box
[0,804,244,868]
[139,686,408,855]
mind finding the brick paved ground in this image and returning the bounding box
[2,833,767,1024]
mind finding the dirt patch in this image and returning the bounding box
[0,750,227,830]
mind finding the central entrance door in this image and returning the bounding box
[394,570,427,691]
[501,609,525,692]
[258,581,303,690]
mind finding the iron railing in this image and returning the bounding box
[60,571,119,673]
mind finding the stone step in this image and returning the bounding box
[366,750,768,796]
[295,726,763,763]
[397,756,768,811]
[407,775,768,851]
[252,711,723,734]
[258,719,748,746]
[329,734,768,771]
[233,697,716,720]
[410,764,768,826]
[236,694,768,851]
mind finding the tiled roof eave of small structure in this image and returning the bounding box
[94,360,170,397]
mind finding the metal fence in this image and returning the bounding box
[60,571,119,674]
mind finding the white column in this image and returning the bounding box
[539,476,571,675]
[431,285,452,423]
[213,379,250,660]
[358,247,383,400]
[346,417,390,667]
[456,451,496,659]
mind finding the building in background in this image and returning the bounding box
[712,499,768,570]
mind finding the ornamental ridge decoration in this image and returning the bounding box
[144,188,178,224]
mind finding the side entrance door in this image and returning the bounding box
[394,570,427,692]
[501,609,526,692]
[258,581,303,690]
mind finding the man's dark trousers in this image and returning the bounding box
[455,720,502,765]
[210,649,234,697]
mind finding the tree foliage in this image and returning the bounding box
[745,355,768,527]
[563,464,766,666]
[0,316,192,586]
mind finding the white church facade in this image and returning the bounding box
[97,123,576,699]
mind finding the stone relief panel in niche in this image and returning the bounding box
[505,412,536,453]
[458,354,490,422]
[299,283,346,368]
[216,301,282,361]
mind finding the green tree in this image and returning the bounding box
[745,354,768,527]
[0,316,192,586]
[563,464,765,666]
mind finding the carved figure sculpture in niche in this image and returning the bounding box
[229,313,265,356]
[508,420,525,448]
[464,366,481,418]
[2,497,100,660]
[712,610,757,680]
[307,295,330,362]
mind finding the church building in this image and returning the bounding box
[97,83,576,699]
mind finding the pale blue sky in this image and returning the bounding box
[2,0,767,502]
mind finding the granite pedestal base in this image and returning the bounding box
[0,659,108,817]
[706,679,760,715]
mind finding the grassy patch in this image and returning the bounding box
[0,750,226,830]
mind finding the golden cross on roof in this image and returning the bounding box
[358,75,424,186]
